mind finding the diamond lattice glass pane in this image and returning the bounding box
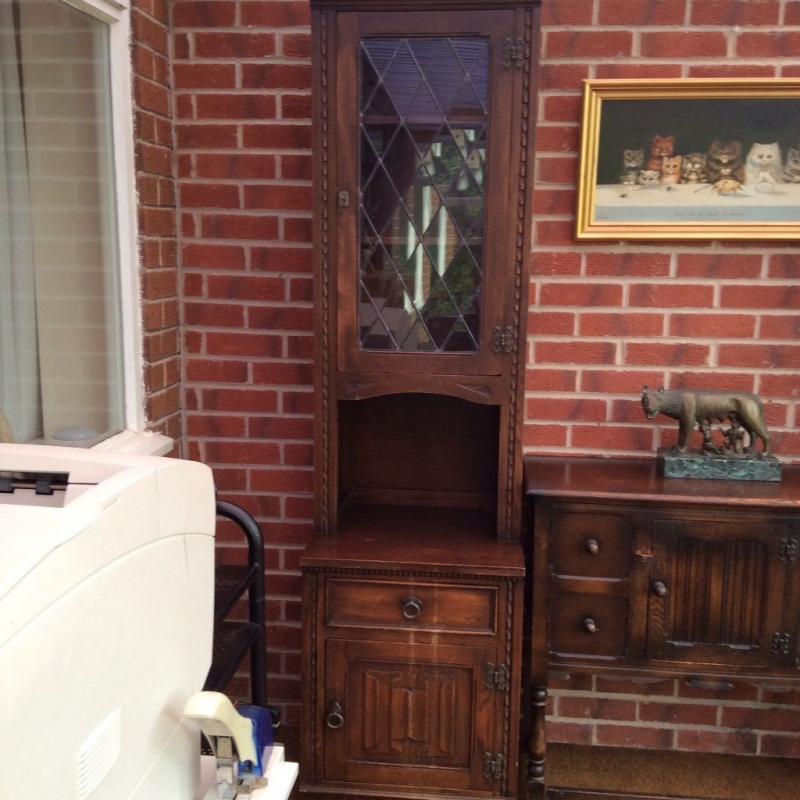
[359,36,489,353]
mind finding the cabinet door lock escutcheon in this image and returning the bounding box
[779,538,798,562]
[485,662,510,692]
[483,752,506,781]
[503,38,523,69]
[772,632,793,656]
[492,325,515,354]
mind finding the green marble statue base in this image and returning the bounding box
[658,449,783,482]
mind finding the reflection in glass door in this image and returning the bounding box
[358,37,489,353]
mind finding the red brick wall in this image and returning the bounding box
[548,673,800,758]
[132,0,182,444]
[169,0,800,750]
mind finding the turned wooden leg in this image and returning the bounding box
[527,686,547,799]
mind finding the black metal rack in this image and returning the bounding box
[204,500,267,708]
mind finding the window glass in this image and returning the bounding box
[0,0,124,446]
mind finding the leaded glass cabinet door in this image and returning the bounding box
[335,11,516,375]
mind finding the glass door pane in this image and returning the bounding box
[358,37,489,354]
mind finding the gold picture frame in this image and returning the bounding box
[576,79,800,240]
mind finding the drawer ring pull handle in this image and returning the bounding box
[585,538,600,555]
[652,580,668,598]
[582,617,598,634]
[326,701,344,730]
[402,597,424,619]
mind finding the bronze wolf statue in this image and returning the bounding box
[641,386,770,455]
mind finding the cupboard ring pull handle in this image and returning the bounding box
[582,617,598,634]
[652,580,668,598]
[585,538,600,555]
[326,701,344,729]
[402,597,424,619]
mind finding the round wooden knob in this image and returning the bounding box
[402,597,424,619]
[582,617,598,634]
[326,701,344,729]
[585,538,600,555]
[652,580,668,598]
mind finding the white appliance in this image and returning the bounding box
[0,444,216,800]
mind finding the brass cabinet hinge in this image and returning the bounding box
[772,632,793,656]
[483,752,506,781]
[485,662,510,692]
[492,325,514,354]
[778,538,798,562]
[503,37,524,69]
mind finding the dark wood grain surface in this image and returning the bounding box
[301,505,524,575]
[525,456,800,508]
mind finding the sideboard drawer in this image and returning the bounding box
[551,512,632,579]
[550,593,629,659]
[325,578,497,634]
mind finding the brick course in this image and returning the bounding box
[164,0,800,749]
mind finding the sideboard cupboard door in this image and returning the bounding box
[646,518,800,669]
[323,638,506,793]
[334,10,518,376]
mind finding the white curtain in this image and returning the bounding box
[0,1,40,443]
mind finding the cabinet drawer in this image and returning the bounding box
[551,512,632,579]
[325,578,497,634]
[550,593,629,659]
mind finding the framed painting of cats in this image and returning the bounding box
[576,79,800,240]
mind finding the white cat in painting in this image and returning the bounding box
[744,142,783,192]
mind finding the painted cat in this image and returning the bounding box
[647,134,675,172]
[661,155,682,185]
[620,148,644,185]
[705,140,744,183]
[637,169,661,188]
[681,152,708,184]
[744,142,783,191]
[783,147,800,183]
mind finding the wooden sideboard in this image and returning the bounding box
[525,456,800,799]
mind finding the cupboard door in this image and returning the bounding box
[334,10,517,376]
[646,518,799,669]
[323,638,503,793]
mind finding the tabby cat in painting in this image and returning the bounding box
[744,142,783,190]
[705,140,744,183]
[783,147,800,183]
[646,134,675,172]
[620,148,644,185]
[660,155,682,185]
[680,152,708,184]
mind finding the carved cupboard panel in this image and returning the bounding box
[646,518,800,668]
[323,639,497,790]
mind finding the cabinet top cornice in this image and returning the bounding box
[525,456,800,509]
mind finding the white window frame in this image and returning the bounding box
[55,0,171,456]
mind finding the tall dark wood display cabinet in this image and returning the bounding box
[301,2,540,799]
